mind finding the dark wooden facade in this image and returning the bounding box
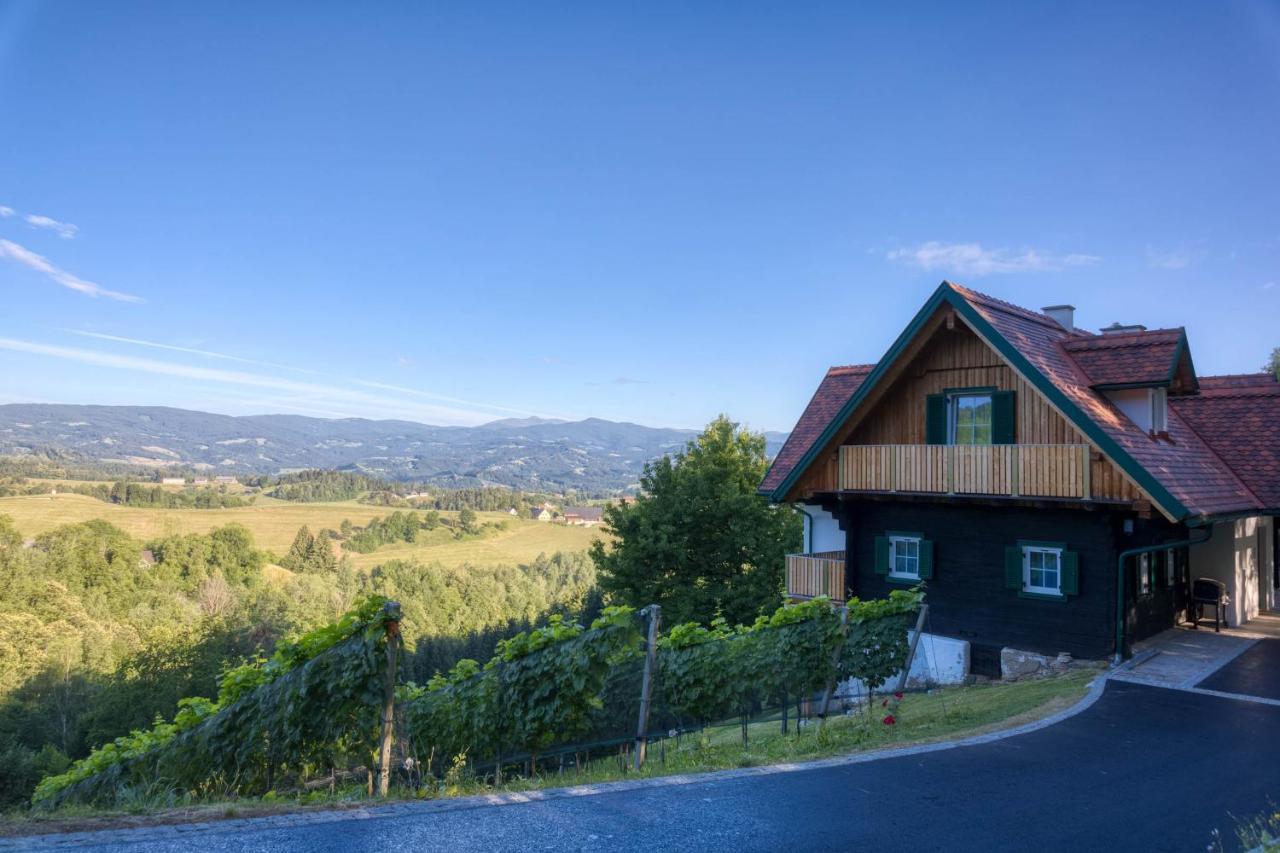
[828,497,1189,660]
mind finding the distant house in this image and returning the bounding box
[192,478,209,486]
[161,477,185,485]
[562,506,605,527]
[507,507,519,516]
[214,475,237,484]
[530,507,554,522]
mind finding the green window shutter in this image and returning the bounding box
[1004,546,1023,590]
[992,390,1016,445]
[926,394,947,445]
[918,540,934,579]
[1062,551,1079,596]
[874,536,889,575]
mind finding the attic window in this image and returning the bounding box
[1150,387,1168,434]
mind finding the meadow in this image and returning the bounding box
[0,492,602,568]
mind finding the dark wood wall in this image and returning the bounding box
[842,500,1124,660]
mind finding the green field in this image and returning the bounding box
[0,493,602,568]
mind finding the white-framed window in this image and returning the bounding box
[949,393,994,446]
[1150,387,1168,434]
[1166,548,1177,586]
[1023,545,1063,596]
[889,535,921,580]
[1138,553,1152,595]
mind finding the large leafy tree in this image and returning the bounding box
[590,415,800,627]
[1265,346,1279,381]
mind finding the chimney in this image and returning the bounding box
[1042,304,1075,332]
[1100,322,1148,335]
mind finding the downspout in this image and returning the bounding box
[1114,522,1214,665]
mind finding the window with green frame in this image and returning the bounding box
[1004,541,1079,600]
[874,532,933,583]
[926,389,1016,445]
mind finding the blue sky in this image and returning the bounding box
[0,2,1277,432]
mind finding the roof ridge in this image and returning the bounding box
[827,363,876,375]
[944,281,1070,333]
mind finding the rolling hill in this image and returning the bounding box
[0,404,787,493]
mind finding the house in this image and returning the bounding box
[762,282,1278,678]
[530,506,554,522]
[161,477,185,485]
[562,506,605,527]
[214,475,237,484]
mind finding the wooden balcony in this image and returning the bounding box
[786,551,846,602]
[838,444,1095,499]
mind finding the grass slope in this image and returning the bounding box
[0,493,600,568]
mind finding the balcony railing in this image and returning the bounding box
[838,444,1093,499]
[786,551,846,602]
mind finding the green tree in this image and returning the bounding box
[458,508,479,535]
[589,415,801,627]
[1264,346,1279,381]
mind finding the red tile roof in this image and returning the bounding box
[1061,328,1183,387]
[759,365,873,495]
[951,283,1258,518]
[763,282,1272,519]
[1171,374,1280,509]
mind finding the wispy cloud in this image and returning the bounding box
[63,329,556,419]
[887,242,1100,276]
[0,239,143,302]
[0,206,13,217]
[1261,281,1276,291]
[62,329,304,370]
[0,336,548,426]
[23,214,77,239]
[1146,246,1199,270]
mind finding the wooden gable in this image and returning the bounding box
[788,306,1142,504]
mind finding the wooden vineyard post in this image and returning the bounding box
[817,605,849,721]
[894,604,929,695]
[377,601,402,798]
[633,604,661,771]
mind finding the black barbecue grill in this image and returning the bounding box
[1190,578,1230,632]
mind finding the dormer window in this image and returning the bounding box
[1150,387,1168,434]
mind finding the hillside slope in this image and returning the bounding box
[0,404,786,493]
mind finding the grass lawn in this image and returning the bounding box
[0,493,600,566]
[0,669,1100,836]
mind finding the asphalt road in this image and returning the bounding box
[16,681,1279,853]
[1198,638,1280,700]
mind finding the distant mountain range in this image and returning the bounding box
[0,404,788,494]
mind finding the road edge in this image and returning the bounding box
[0,673,1112,850]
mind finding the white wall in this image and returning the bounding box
[836,631,969,697]
[800,504,845,553]
[1190,518,1266,627]
[1104,388,1154,432]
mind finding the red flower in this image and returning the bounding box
[894,692,904,700]
[882,714,896,725]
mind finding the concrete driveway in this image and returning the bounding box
[7,680,1277,853]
